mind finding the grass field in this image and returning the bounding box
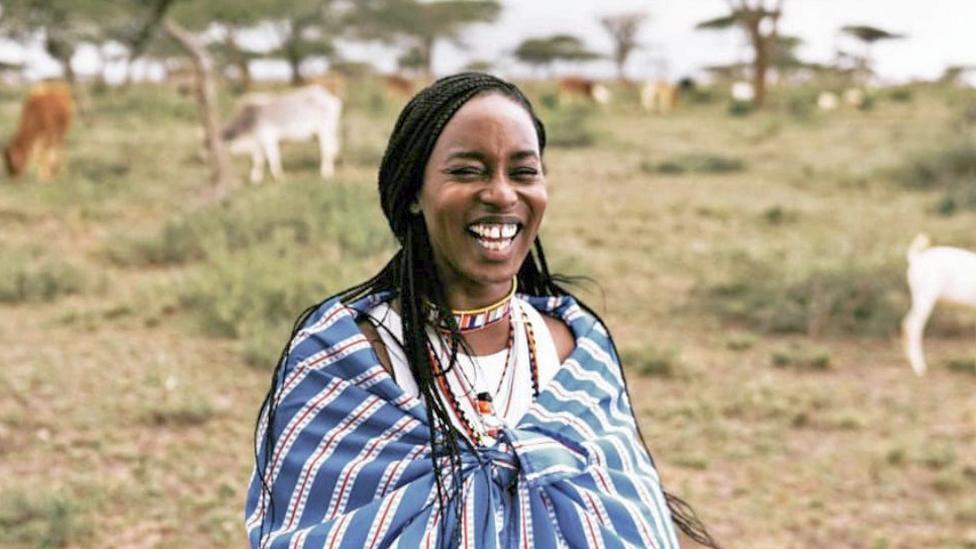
[1,77,975,548]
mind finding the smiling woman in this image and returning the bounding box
[245,73,717,548]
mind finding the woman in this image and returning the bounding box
[246,73,716,548]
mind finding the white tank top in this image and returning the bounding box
[364,297,562,436]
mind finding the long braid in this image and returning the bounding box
[252,72,718,548]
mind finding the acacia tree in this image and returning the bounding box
[696,0,785,108]
[599,12,647,83]
[0,0,117,84]
[840,25,904,80]
[513,34,600,77]
[350,0,501,76]
[125,0,237,192]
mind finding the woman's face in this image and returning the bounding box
[418,93,547,302]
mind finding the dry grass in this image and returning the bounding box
[1,78,975,547]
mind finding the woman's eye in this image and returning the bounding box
[511,168,539,180]
[449,166,484,178]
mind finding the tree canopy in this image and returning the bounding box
[513,34,600,72]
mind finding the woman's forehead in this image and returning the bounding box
[434,94,539,155]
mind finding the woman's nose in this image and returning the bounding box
[480,174,518,209]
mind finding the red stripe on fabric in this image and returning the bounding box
[284,399,383,530]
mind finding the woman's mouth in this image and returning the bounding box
[467,222,520,252]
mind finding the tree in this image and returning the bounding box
[513,34,600,76]
[840,24,905,79]
[124,0,237,193]
[599,12,647,82]
[350,0,501,76]
[0,0,118,84]
[696,0,785,108]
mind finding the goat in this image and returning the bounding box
[902,234,976,375]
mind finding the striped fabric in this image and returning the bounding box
[245,293,679,549]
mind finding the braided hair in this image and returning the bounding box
[253,72,718,548]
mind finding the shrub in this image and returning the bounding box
[0,489,87,547]
[698,254,905,337]
[642,153,746,176]
[894,142,976,190]
[770,344,831,370]
[0,250,88,303]
[104,179,393,267]
[542,105,598,148]
[619,344,681,377]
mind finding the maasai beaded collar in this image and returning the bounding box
[432,278,517,333]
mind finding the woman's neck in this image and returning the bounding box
[442,279,515,311]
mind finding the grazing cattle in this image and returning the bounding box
[817,91,839,111]
[384,75,415,99]
[4,81,74,180]
[309,73,347,98]
[557,77,611,105]
[730,81,755,103]
[843,87,866,109]
[640,81,678,113]
[223,85,342,183]
[902,234,976,376]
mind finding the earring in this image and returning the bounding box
[409,202,421,214]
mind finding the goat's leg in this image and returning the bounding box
[249,147,265,184]
[263,137,283,181]
[316,130,337,179]
[902,294,937,376]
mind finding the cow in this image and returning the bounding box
[557,77,611,106]
[730,81,755,103]
[222,85,342,184]
[384,74,415,99]
[817,91,839,111]
[4,81,74,180]
[902,234,976,376]
[640,81,678,113]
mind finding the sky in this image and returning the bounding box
[11,0,976,84]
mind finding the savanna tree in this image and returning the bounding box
[599,12,648,82]
[840,25,904,80]
[696,0,785,108]
[349,0,501,76]
[513,34,600,76]
[1,0,118,83]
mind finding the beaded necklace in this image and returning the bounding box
[427,302,540,446]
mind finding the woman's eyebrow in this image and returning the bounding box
[444,150,487,162]
[510,150,540,161]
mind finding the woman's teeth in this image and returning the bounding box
[468,223,519,250]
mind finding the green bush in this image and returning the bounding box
[542,105,598,148]
[619,344,681,377]
[104,179,393,267]
[698,254,905,337]
[0,250,88,303]
[643,153,746,176]
[771,343,831,370]
[0,489,88,547]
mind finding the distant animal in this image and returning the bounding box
[902,234,976,376]
[222,85,342,183]
[384,75,415,99]
[730,81,755,103]
[4,81,74,180]
[309,73,347,99]
[817,91,839,111]
[843,87,866,109]
[640,81,678,113]
[557,77,611,105]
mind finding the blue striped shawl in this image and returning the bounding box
[245,293,679,548]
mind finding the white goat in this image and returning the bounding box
[902,234,976,376]
[223,85,342,183]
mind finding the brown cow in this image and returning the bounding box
[4,81,74,180]
[384,74,415,99]
[557,76,611,105]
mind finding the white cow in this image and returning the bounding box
[902,234,976,376]
[223,85,342,183]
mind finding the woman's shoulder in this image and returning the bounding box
[518,294,594,363]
